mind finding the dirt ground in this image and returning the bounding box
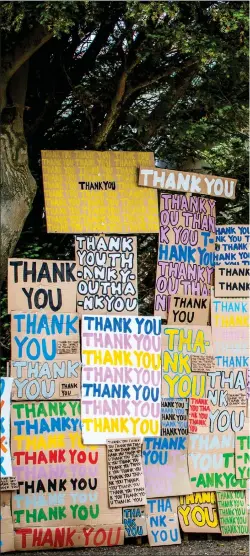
[8,536,249,556]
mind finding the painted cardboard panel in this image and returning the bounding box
[215,225,250,266]
[8,258,77,313]
[188,432,247,491]
[146,497,181,546]
[11,402,122,528]
[206,368,247,434]
[191,355,216,373]
[138,167,236,199]
[178,492,221,533]
[215,265,250,297]
[167,296,210,326]
[0,377,14,482]
[211,298,249,328]
[188,398,211,434]
[161,398,188,437]
[216,491,249,536]
[123,507,147,537]
[107,438,146,507]
[81,315,161,443]
[75,235,138,315]
[10,360,81,401]
[161,325,212,399]
[11,312,80,362]
[14,525,124,550]
[41,150,158,233]
[235,421,250,480]
[0,476,18,491]
[142,437,192,498]
[0,493,15,552]
[154,193,215,315]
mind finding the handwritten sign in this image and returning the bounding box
[107,439,146,507]
[11,312,80,362]
[216,491,249,536]
[215,265,250,297]
[168,296,209,325]
[0,492,15,552]
[8,259,77,313]
[0,378,13,482]
[188,432,246,491]
[142,437,192,498]
[81,315,161,443]
[211,299,249,328]
[0,477,18,491]
[14,525,124,551]
[161,325,212,398]
[41,150,158,234]
[146,498,181,546]
[11,402,122,528]
[154,193,215,314]
[10,360,81,401]
[191,355,215,373]
[188,398,210,433]
[138,167,236,199]
[178,492,220,533]
[235,423,250,480]
[123,507,147,538]
[215,225,250,266]
[161,398,188,436]
[206,368,246,433]
[75,235,138,314]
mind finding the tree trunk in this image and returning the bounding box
[0,64,37,285]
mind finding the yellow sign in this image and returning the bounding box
[41,151,159,233]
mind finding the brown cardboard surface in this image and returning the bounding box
[188,398,210,434]
[146,497,181,546]
[10,360,81,401]
[0,492,15,552]
[8,259,77,313]
[211,298,249,328]
[178,492,221,533]
[14,525,124,550]
[107,438,146,507]
[161,398,188,437]
[235,421,250,480]
[216,491,249,535]
[215,225,249,265]
[206,368,247,434]
[191,355,216,373]
[11,312,80,361]
[138,167,236,199]
[75,235,138,315]
[41,150,158,234]
[0,476,18,491]
[168,296,210,326]
[215,266,250,297]
[123,507,147,537]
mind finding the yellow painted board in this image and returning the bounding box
[41,150,159,233]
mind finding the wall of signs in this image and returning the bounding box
[3,150,248,552]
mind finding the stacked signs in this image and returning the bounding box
[4,152,248,551]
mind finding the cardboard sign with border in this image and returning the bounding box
[167,296,210,326]
[216,491,249,536]
[215,265,250,297]
[161,398,188,437]
[146,497,181,546]
[191,355,216,373]
[107,438,146,507]
[41,150,158,234]
[8,258,77,313]
[215,225,250,266]
[123,507,147,538]
[178,491,221,533]
[138,167,236,199]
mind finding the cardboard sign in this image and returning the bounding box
[0,492,15,552]
[11,312,80,362]
[11,402,122,528]
[41,150,158,234]
[0,378,13,482]
[211,298,249,328]
[142,437,192,498]
[138,167,236,199]
[215,225,250,266]
[75,235,138,314]
[216,491,249,536]
[81,315,161,443]
[161,325,212,399]
[10,360,81,401]
[146,498,181,546]
[235,423,250,480]
[168,296,210,325]
[188,398,210,433]
[107,439,146,507]
[8,259,77,313]
[161,398,188,437]
[215,265,250,297]
[191,355,216,373]
[123,507,147,537]
[188,432,246,491]
[14,525,124,551]
[0,476,18,491]
[178,492,220,533]
[206,368,247,434]
[154,193,215,315]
